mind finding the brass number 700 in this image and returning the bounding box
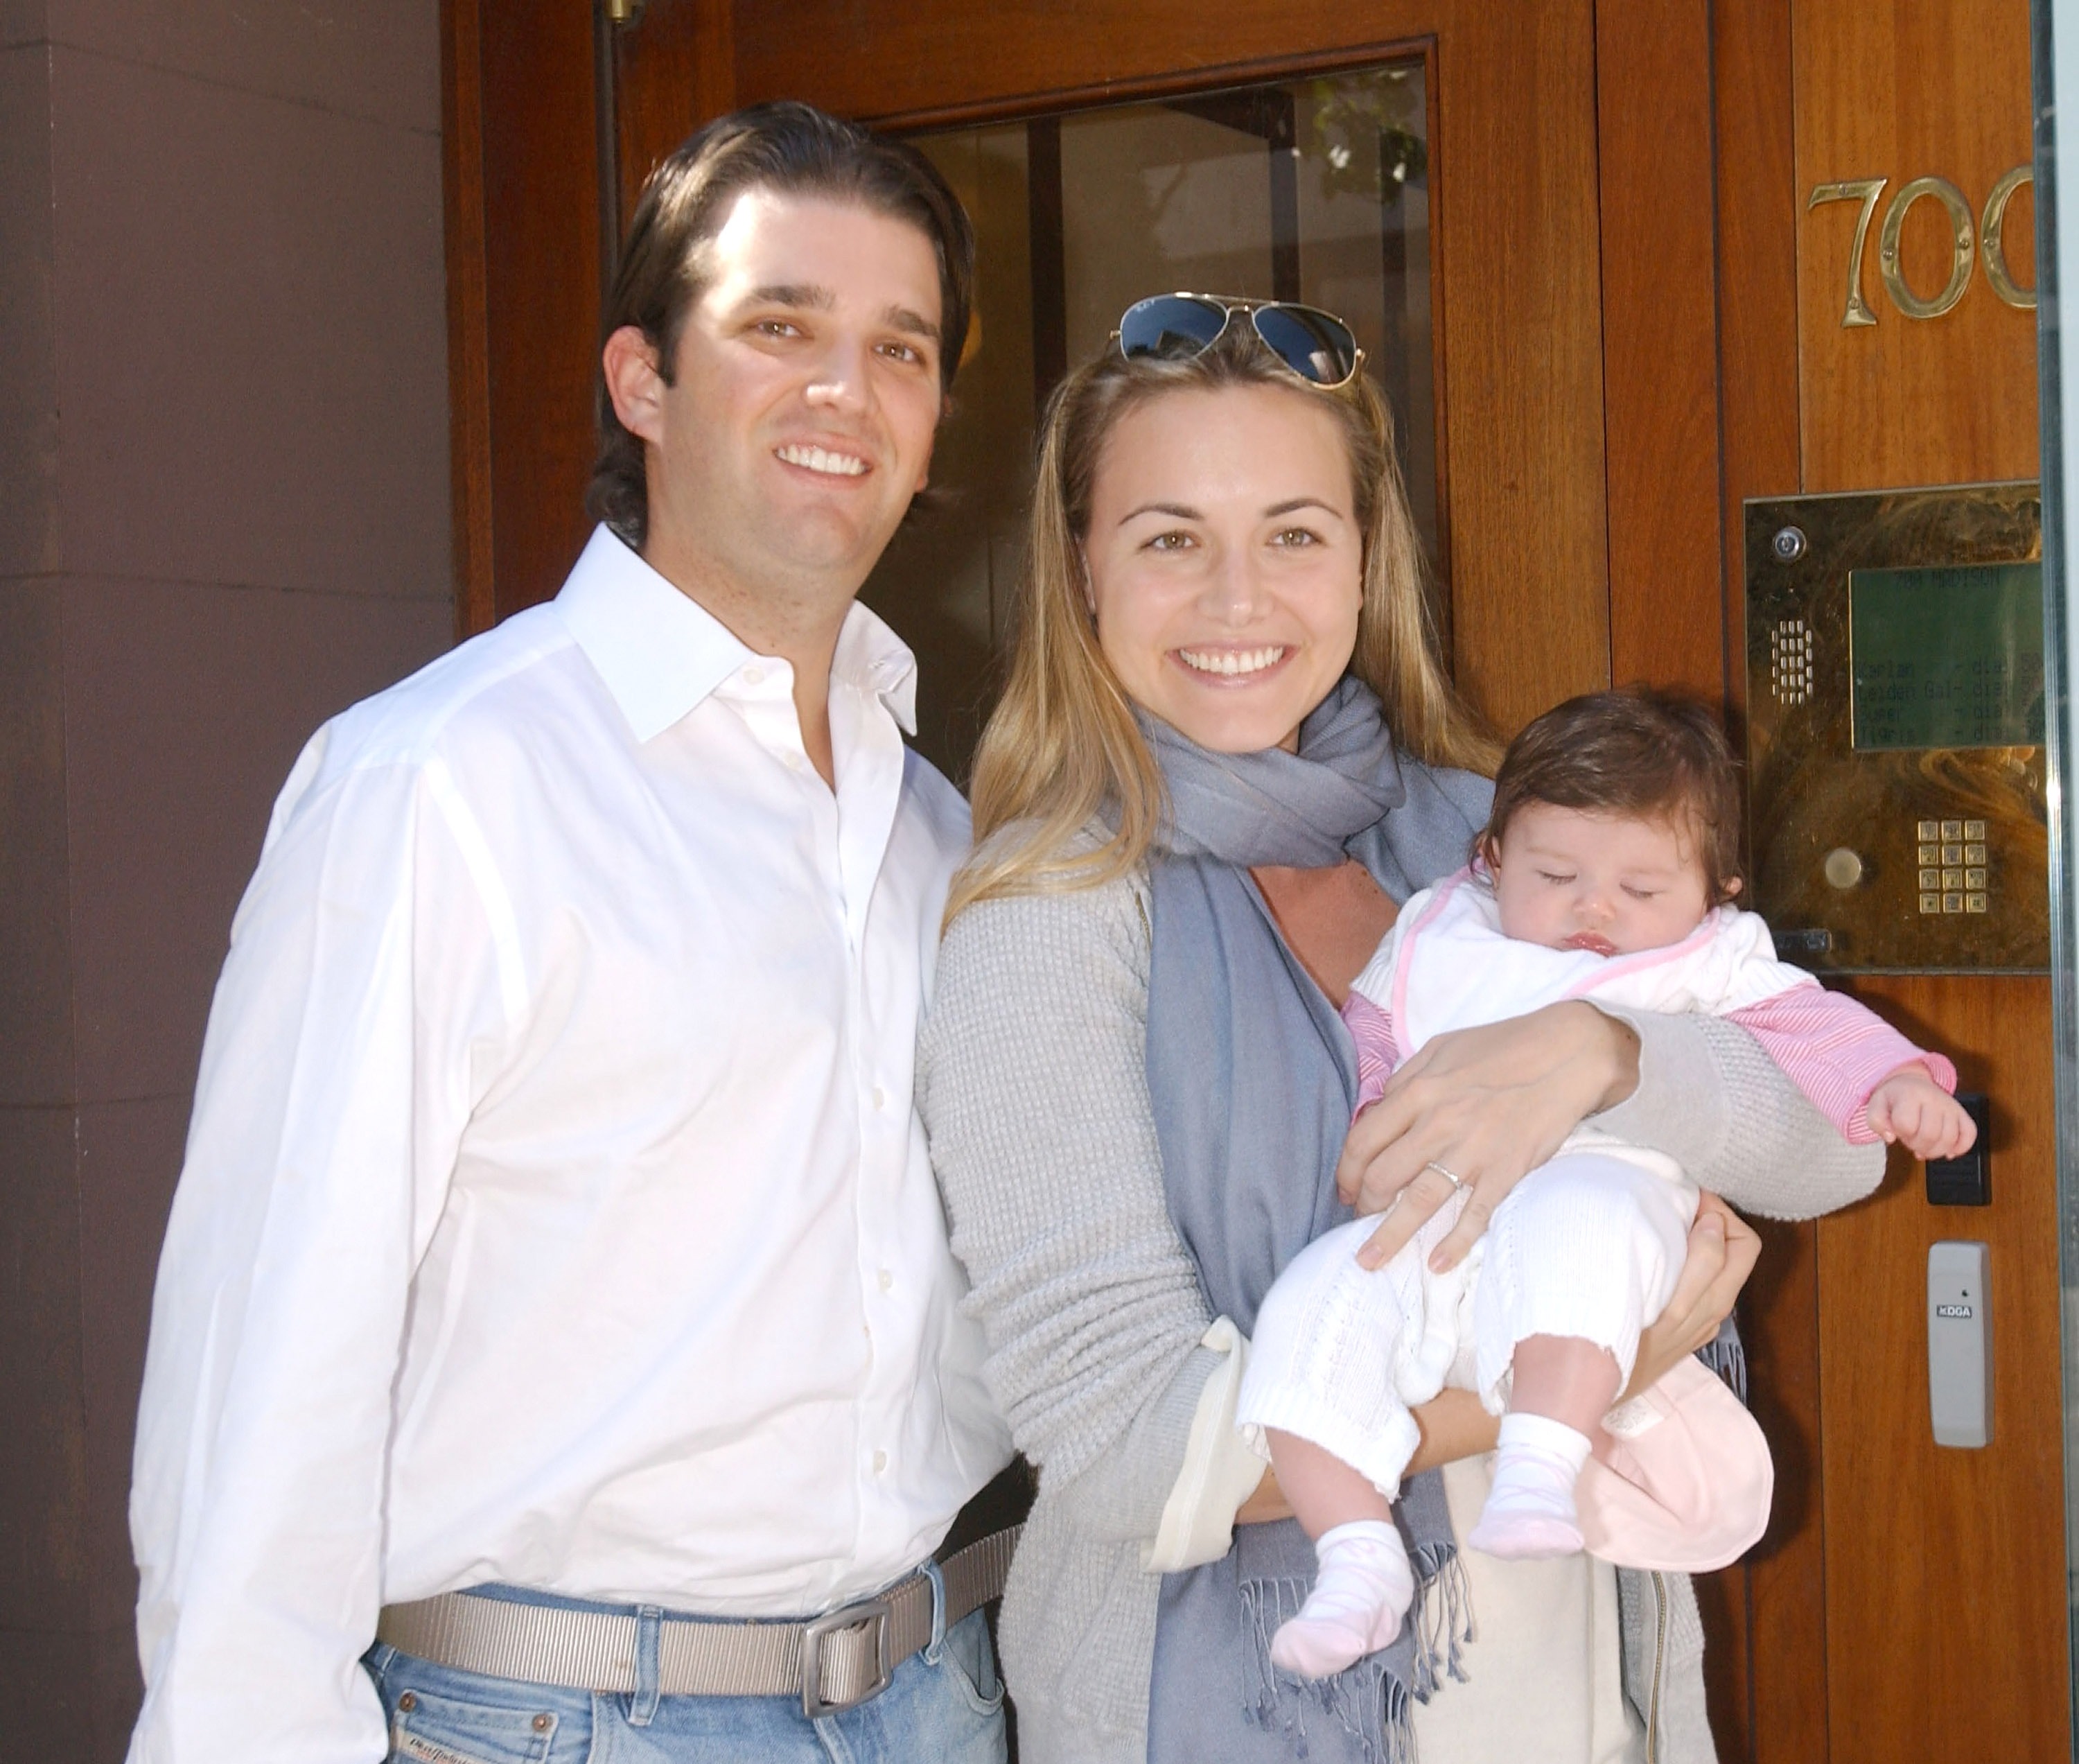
[1809,167,2035,325]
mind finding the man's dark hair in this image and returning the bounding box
[1482,685,1745,905]
[587,101,975,547]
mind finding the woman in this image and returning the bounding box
[917,297,1881,1764]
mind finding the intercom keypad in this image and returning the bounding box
[1916,817,1991,916]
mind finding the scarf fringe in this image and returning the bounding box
[1236,1546,1476,1764]
[1697,1318,1749,1406]
[1407,1542,1476,1692]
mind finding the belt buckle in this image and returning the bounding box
[800,1595,893,1718]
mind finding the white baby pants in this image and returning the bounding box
[1238,1151,1697,1498]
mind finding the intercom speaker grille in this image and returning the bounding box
[1771,618,1814,705]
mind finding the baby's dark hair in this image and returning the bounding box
[1480,687,1744,906]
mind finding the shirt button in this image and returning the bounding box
[872,1085,887,1110]
[743,665,765,685]
[878,1268,893,1292]
[872,1450,888,1474]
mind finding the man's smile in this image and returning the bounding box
[775,442,870,478]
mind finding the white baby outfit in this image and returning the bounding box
[1236,868,1826,1503]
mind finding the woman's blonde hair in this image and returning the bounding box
[948,322,1498,920]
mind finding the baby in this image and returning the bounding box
[1236,687,1975,1679]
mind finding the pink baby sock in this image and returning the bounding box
[1467,1411,1593,1559]
[1267,1519,1414,1680]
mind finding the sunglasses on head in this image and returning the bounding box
[1114,293,1364,390]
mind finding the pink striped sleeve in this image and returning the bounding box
[1340,990,1403,1115]
[1726,986,1957,1143]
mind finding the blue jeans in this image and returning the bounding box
[363,1600,1006,1763]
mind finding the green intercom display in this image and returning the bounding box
[1849,563,2046,751]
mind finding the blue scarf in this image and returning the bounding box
[1140,676,1494,1764]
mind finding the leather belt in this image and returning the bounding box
[376,1526,1020,1719]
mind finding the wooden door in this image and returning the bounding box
[441,1,2069,1756]
[1713,6,2067,1762]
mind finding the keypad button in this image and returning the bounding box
[1941,868,1963,889]
[1920,893,1942,914]
[1965,843,1987,866]
[1941,820,1963,839]
[1965,867,1987,889]
[1919,844,1940,864]
[1919,868,1940,889]
[1942,892,1963,914]
[1918,819,1942,839]
[1966,893,1989,914]
[1964,819,1986,840]
[1941,844,1963,865]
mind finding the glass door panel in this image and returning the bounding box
[863,60,1434,778]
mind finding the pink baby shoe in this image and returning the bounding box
[1574,1356,1773,1572]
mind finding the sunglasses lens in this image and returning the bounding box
[1252,305,1358,385]
[1118,295,1229,360]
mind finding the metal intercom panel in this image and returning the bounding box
[1744,484,2047,973]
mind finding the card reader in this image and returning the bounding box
[1927,1240,1992,1448]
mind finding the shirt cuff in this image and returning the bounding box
[1142,1318,1270,1573]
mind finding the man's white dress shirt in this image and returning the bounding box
[127,527,1011,1763]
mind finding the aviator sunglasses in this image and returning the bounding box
[1114,292,1364,390]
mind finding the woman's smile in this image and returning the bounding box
[1174,643,1294,681]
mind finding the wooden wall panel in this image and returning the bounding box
[1739,1214,1828,1764]
[480,6,604,622]
[1814,977,2066,1764]
[442,1,606,634]
[615,0,737,228]
[1594,4,1745,1746]
[1596,0,1723,703]
[1712,6,1825,1761]
[733,0,1611,738]
[1714,0,1803,716]
[441,0,495,637]
[1793,1,2037,490]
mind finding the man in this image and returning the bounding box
[128,103,1013,1763]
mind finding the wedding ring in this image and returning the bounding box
[1423,1160,1464,1189]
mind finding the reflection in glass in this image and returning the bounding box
[863,62,1434,780]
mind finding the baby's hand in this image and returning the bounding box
[1865,1065,1977,1161]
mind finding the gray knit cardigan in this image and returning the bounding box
[918,866,1884,1764]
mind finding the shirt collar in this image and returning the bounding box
[832,597,920,737]
[556,525,920,742]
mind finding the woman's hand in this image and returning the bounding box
[1404,1388,1500,1475]
[1616,1192,1760,1401]
[1342,1002,1641,1273]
